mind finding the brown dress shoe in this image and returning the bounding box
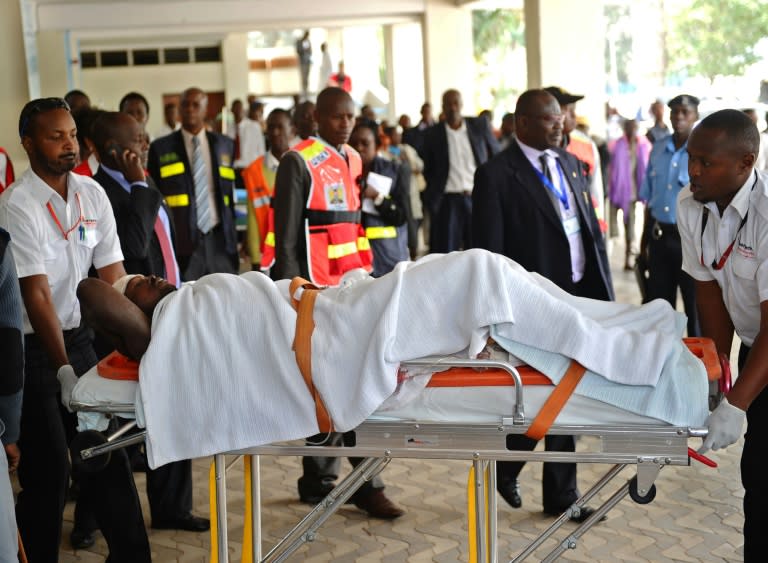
[353,490,405,519]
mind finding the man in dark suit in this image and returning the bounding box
[148,87,238,280]
[77,111,209,540]
[472,89,614,523]
[422,89,499,252]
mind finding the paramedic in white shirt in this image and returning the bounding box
[0,97,150,561]
[677,109,768,562]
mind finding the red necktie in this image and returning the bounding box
[154,216,178,286]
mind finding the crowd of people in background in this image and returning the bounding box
[1,80,768,561]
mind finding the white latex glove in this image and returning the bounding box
[698,397,746,454]
[57,364,78,413]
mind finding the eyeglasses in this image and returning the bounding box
[18,98,71,138]
[519,113,564,125]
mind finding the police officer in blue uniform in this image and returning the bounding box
[639,94,701,336]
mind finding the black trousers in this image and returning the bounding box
[644,222,700,336]
[429,193,472,253]
[180,225,238,281]
[298,432,384,501]
[496,276,605,511]
[16,328,150,563]
[739,343,765,562]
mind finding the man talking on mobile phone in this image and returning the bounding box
[87,111,210,537]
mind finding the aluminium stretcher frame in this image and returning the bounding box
[71,356,710,563]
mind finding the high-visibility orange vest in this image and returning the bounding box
[565,133,596,177]
[242,156,275,264]
[566,132,607,233]
[290,137,372,285]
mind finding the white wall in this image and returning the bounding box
[391,22,426,122]
[422,0,475,112]
[0,1,30,166]
[81,63,224,136]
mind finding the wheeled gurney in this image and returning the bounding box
[68,337,724,562]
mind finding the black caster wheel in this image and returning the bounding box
[628,476,656,504]
[70,430,111,474]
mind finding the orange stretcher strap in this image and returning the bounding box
[524,360,587,441]
[289,277,333,433]
[683,337,722,381]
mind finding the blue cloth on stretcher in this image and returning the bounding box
[491,314,709,427]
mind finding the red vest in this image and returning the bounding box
[293,138,372,285]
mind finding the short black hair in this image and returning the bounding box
[696,109,760,155]
[267,108,291,122]
[351,120,380,147]
[64,89,89,104]
[119,91,149,115]
[316,87,352,115]
[515,89,552,115]
[73,107,107,148]
[18,97,70,138]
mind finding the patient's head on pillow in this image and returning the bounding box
[121,275,177,319]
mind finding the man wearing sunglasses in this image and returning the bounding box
[0,98,150,561]
[472,89,613,523]
[678,109,768,562]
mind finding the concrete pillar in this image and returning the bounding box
[390,21,425,123]
[422,0,474,112]
[37,31,70,98]
[221,32,250,104]
[0,0,30,167]
[524,0,606,131]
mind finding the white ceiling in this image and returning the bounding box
[28,0,427,35]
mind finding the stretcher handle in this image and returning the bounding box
[688,447,717,468]
[402,357,525,424]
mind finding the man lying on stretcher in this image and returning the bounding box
[73,250,709,469]
[78,274,173,361]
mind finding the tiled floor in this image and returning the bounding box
[56,237,745,562]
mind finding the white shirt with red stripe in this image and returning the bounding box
[0,169,123,333]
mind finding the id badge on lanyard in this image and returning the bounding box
[563,215,581,236]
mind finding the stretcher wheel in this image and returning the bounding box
[69,430,111,474]
[628,476,656,505]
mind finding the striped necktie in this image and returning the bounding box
[192,135,213,233]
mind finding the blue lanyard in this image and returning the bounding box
[534,159,569,210]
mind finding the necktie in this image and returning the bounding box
[234,126,241,161]
[153,215,178,287]
[539,153,554,184]
[192,135,213,233]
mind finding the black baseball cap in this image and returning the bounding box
[543,86,584,105]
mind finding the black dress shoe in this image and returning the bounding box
[543,505,606,523]
[497,480,522,508]
[353,490,405,519]
[152,513,210,532]
[70,528,96,549]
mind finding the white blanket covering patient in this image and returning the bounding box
[135,249,706,468]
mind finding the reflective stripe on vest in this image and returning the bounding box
[327,241,358,259]
[160,162,185,178]
[358,237,370,251]
[264,231,275,247]
[219,166,236,180]
[223,195,230,206]
[165,194,190,207]
[365,226,397,239]
[252,196,271,208]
